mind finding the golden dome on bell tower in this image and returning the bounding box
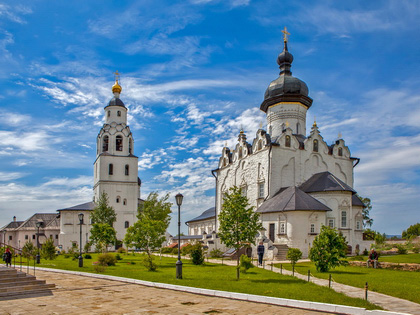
[112,70,122,94]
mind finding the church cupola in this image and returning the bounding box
[261,28,313,139]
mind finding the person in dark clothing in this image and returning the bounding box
[257,241,265,266]
[367,249,378,268]
[4,248,12,267]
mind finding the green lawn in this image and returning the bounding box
[274,261,420,304]
[29,253,379,310]
[348,253,420,264]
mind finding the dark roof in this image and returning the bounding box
[185,207,215,224]
[19,213,59,229]
[57,201,96,212]
[299,172,356,194]
[173,235,203,240]
[1,221,24,230]
[352,195,365,207]
[105,97,126,108]
[257,186,331,214]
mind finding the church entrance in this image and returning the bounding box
[269,223,275,242]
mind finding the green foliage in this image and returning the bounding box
[374,232,387,245]
[363,229,375,240]
[98,253,117,266]
[309,226,348,272]
[209,248,223,258]
[93,264,107,273]
[172,247,179,255]
[41,237,57,260]
[190,242,205,265]
[218,186,262,279]
[239,254,253,273]
[413,246,420,254]
[84,254,92,259]
[160,247,174,254]
[117,247,126,254]
[402,223,420,239]
[181,244,193,256]
[115,254,123,260]
[141,253,157,271]
[22,241,36,258]
[396,244,407,254]
[286,248,302,267]
[357,195,373,227]
[90,192,117,252]
[363,248,369,255]
[84,241,92,253]
[124,192,172,271]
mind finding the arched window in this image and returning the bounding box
[102,135,109,152]
[124,221,129,228]
[108,163,113,175]
[238,148,242,159]
[269,125,272,135]
[258,140,262,150]
[116,196,120,203]
[313,139,318,152]
[123,199,127,205]
[125,164,129,175]
[129,139,133,154]
[117,110,121,117]
[285,135,291,147]
[116,135,123,151]
[107,111,110,117]
[341,211,347,228]
[338,147,343,156]
[296,123,300,134]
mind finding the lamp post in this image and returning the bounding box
[175,193,183,279]
[35,221,42,264]
[78,213,84,267]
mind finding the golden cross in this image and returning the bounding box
[114,70,120,81]
[338,132,342,139]
[281,26,290,43]
[285,121,290,127]
[259,121,263,129]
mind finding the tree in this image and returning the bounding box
[402,223,420,240]
[357,195,373,227]
[309,226,348,272]
[90,192,117,252]
[124,192,172,271]
[22,241,36,259]
[41,237,57,260]
[190,242,205,265]
[286,248,302,275]
[218,186,262,280]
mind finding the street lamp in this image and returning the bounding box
[35,221,42,264]
[175,193,183,279]
[78,213,84,267]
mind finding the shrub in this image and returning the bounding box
[117,247,126,254]
[160,247,174,254]
[93,264,107,273]
[141,254,157,271]
[41,238,57,260]
[396,244,407,254]
[286,248,302,268]
[209,248,223,258]
[413,247,419,254]
[172,247,179,255]
[98,253,117,266]
[22,241,36,259]
[115,254,123,260]
[84,254,92,259]
[190,243,205,265]
[181,244,193,256]
[239,254,253,273]
[363,248,369,256]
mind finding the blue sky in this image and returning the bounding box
[0,0,419,235]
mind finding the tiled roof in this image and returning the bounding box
[299,171,356,194]
[1,221,24,230]
[19,213,59,229]
[56,201,96,212]
[257,186,331,213]
[185,207,215,224]
[352,195,365,207]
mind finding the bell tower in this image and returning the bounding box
[93,72,140,241]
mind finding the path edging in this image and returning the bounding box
[34,267,410,315]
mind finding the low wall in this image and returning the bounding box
[348,260,420,271]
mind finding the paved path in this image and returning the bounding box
[254,262,420,315]
[0,269,331,315]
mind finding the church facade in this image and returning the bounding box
[212,35,371,258]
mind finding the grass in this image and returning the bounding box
[274,260,420,304]
[348,253,420,264]
[29,253,379,310]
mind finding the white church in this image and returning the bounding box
[1,77,141,251]
[183,33,372,258]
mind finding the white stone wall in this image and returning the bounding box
[59,210,91,251]
[187,219,215,236]
[267,102,308,138]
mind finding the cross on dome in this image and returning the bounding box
[281,26,290,43]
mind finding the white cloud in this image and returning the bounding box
[138,149,171,171]
[0,171,26,181]
[0,4,32,25]
[0,111,31,126]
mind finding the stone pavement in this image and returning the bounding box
[254,262,420,315]
[0,269,331,315]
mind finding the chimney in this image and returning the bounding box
[13,216,16,222]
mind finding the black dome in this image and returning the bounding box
[106,97,126,108]
[260,41,312,112]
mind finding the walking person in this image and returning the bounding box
[4,248,12,267]
[257,241,265,266]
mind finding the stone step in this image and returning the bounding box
[0,282,54,293]
[0,275,36,284]
[0,278,45,288]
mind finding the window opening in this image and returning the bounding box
[116,196,120,203]
[117,111,121,117]
[310,224,315,233]
[109,163,113,175]
[124,221,129,228]
[280,222,285,234]
[102,135,109,152]
[258,182,264,199]
[285,135,291,147]
[107,111,110,117]
[341,211,347,228]
[313,139,318,152]
[125,164,129,175]
[328,219,334,228]
[129,139,132,154]
[123,199,127,205]
[116,135,123,151]
[338,147,343,156]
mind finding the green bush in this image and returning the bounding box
[41,238,57,260]
[98,253,117,266]
[396,244,407,254]
[412,247,419,254]
[363,248,369,256]
[141,254,157,271]
[172,247,179,255]
[286,248,302,268]
[115,254,123,260]
[22,241,36,259]
[93,264,107,273]
[190,243,205,265]
[181,244,193,256]
[84,254,92,259]
[160,247,174,254]
[117,247,126,254]
[209,248,223,258]
[239,254,253,273]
